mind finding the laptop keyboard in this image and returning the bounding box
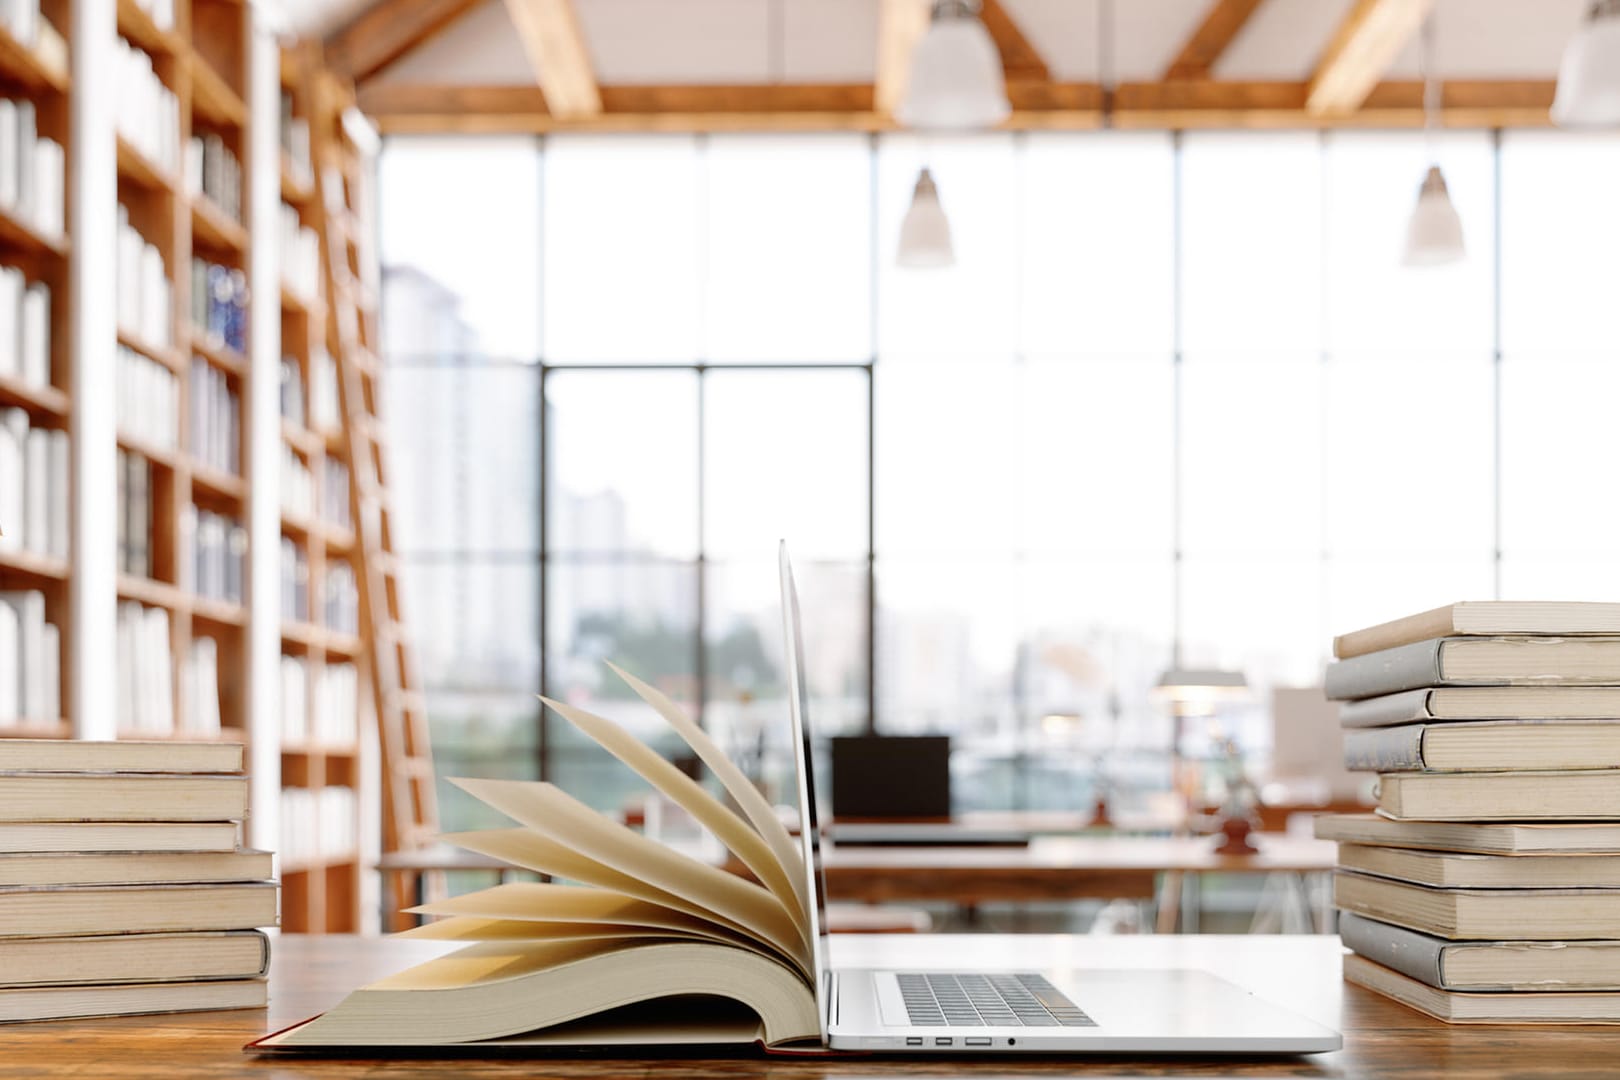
[896,973,1097,1027]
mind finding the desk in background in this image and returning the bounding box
[0,933,1609,1078]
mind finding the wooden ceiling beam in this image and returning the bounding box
[323,0,484,83]
[358,79,1553,135]
[875,0,932,117]
[1164,0,1266,81]
[981,0,1049,83]
[503,0,601,119]
[1306,0,1435,117]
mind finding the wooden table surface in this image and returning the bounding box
[2,932,1614,1078]
[821,835,1338,903]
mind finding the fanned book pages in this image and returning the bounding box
[253,665,823,1052]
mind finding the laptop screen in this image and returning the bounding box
[779,542,834,1042]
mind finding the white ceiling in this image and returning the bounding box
[289,0,1588,88]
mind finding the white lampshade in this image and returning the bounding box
[897,168,954,269]
[1402,166,1466,267]
[896,1,1010,131]
[1554,0,1620,127]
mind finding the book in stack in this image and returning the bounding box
[1318,601,1620,1024]
[0,739,276,1023]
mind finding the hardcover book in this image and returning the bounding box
[1343,953,1620,1023]
[1326,637,1620,702]
[1315,813,1620,855]
[1339,686,1620,728]
[1334,871,1620,940]
[1342,721,1620,773]
[256,665,824,1051]
[1339,912,1620,992]
[1334,602,1620,660]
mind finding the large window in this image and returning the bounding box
[380,128,1620,821]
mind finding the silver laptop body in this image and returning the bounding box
[776,543,1341,1054]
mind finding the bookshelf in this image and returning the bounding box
[0,0,71,737]
[1,1,377,934]
[276,45,367,933]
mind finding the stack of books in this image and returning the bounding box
[1318,601,1620,1023]
[0,740,275,1023]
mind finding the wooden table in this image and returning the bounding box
[2,933,1614,1077]
[823,834,1337,933]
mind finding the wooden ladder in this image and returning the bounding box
[302,54,440,882]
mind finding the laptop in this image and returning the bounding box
[776,543,1341,1054]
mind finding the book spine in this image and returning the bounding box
[1325,639,1446,701]
[1343,725,1427,772]
[1339,688,1435,728]
[1338,911,1448,990]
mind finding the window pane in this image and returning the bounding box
[704,369,869,560]
[1019,358,1174,554]
[1501,556,1620,600]
[1501,132,1620,355]
[1323,131,1495,355]
[875,359,1018,555]
[544,558,699,716]
[704,135,872,362]
[1181,133,1323,355]
[877,134,1018,359]
[429,692,540,832]
[705,558,868,740]
[546,371,699,558]
[379,136,541,359]
[1325,355,1493,554]
[876,558,1019,737]
[1180,357,1322,554]
[1019,133,1174,356]
[1500,356,1620,554]
[406,561,540,692]
[543,136,702,363]
[1180,554,1323,687]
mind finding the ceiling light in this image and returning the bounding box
[897,0,1010,131]
[1403,166,1466,267]
[1554,0,1620,127]
[897,167,954,269]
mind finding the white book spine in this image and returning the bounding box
[22,426,46,554]
[0,600,17,727]
[19,281,47,387]
[46,427,66,559]
[0,266,20,378]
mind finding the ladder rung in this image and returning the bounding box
[398,757,435,778]
[387,688,427,712]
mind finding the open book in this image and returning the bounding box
[253,662,821,1051]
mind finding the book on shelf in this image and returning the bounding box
[1334,870,1620,940]
[1316,812,1620,855]
[117,344,180,450]
[114,38,180,175]
[0,590,59,729]
[279,355,305,426]
[189,356,240,475]
[280,537,308,623]
[116,205,172,348]
[1339,912,1620,993]
[0,821,240,854]
[0,930,268,987]
[116,601,173,735]
[257,665,824,1051]
[280,202,319,297]
[1374,769,1620,821]
[186,507,246,605]
[190,259,247,355]
[1336,842,1620,889]
[0,978,267,1024]
[0,409,67,561]
[0,98,63,241]
[1343,720,1620,773]
[1342,953,1620,1024]
[323,561,357,634]
[309,349,338,431]
[0,772,247,822]
[180,636,222,736]
[0,0,39,46]
[278,785,356,867]
[1340,685,1620,728]
[188,133,242,221]
[1336,601,1620,660]
[322,457,351,528]
[282,443,312,518]
[0,267,51,388]
[116,447,153,577]
[279,91,311,184]
[0,849,272,887]
[1326,636,1620,701]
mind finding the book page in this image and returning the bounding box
[541,694,807,942]
[451,779,808,973]
[401,914,750,948]
[411,850,772,956]
[609,662,810,919]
